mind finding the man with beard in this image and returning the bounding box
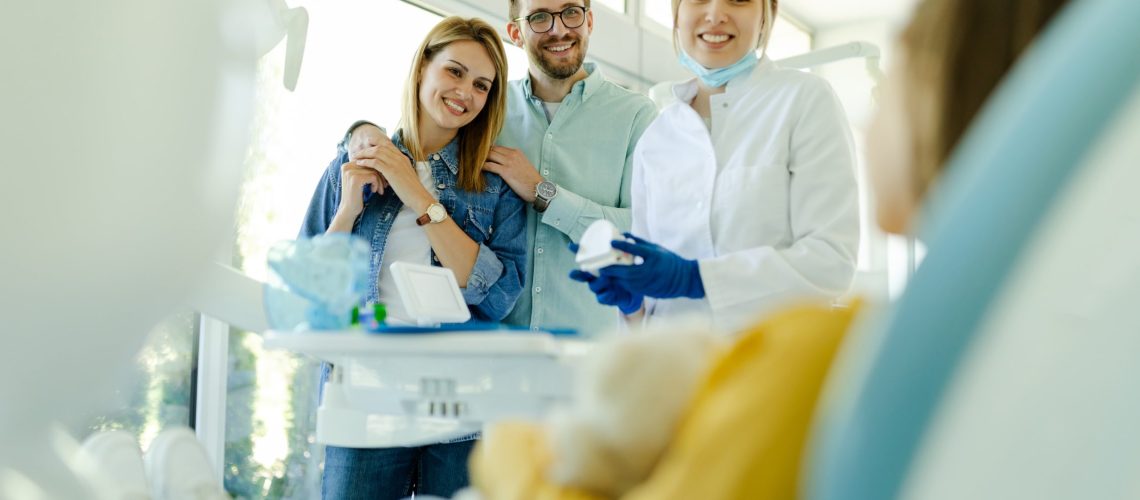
[341,0,656,334]
[483,0,658,334]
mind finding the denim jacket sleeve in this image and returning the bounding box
[298,145,349,238]
[462,183,527,322]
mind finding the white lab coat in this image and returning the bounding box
[631,57,860,333]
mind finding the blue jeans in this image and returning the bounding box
[321,441,476,500]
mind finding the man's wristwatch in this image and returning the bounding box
[534,180,558,213]
[416,203,448,226]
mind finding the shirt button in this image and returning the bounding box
[553,220,560,226]
[433,154,441,160]
[546,133,553,140]
[722,102,729,108]
[534,286,542,293]
[536,248,544,254]
[532,326,540,331]
[437,183,446,190]
[542,170,550,175]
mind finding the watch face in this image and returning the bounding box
[428,204,447,222]
[537,181,557,199]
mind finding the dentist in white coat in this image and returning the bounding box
[572,0,859,333]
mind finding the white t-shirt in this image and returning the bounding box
[376,160,439,323]
[541,100,562,122]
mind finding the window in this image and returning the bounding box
[595,0,627,14]
[228,1,444,497]
[764,16,812,60]
[643,0,672,29]
[85,311,197,450]
[506,39,531,81]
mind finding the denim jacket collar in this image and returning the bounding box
[392,129,461,176]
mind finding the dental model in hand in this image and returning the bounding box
[575,220,636,274]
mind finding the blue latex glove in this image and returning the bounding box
[600,233,705,300]
[567,242,644,314]
[569,270,644,315]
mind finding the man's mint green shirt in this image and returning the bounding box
[499,63,657,334]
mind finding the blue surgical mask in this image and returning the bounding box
[677,48,759,88]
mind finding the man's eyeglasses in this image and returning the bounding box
[513,6,589,34]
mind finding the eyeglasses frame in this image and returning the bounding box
[512,5,591,34]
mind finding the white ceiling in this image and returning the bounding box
[781,0,920,30]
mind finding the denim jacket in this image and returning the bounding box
[299,130,527,322]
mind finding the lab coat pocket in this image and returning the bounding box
[716,163,790,245]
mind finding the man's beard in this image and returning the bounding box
[528,34,587,80]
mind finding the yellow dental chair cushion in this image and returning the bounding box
[470,302,860,500]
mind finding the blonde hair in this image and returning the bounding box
[899,0,1070,198]
[671,0,777,56]
[399,16,508,192]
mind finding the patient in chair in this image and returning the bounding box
[465,0,1072,498]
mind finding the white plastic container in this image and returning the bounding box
[575,220,635,274]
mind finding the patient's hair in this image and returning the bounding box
[400,16,507,192]
[902,0,1071,197]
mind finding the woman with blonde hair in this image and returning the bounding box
[299,16,524,499]
[572,0,860,334]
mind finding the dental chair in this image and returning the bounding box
[808,0,1140,498]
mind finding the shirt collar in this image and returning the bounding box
[392,129,460,175]
[521,62,603,102]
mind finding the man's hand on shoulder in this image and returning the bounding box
[483,145,542,203]
[348,123,387,160]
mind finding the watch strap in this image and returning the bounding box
[534,181,557,213]
[416,203,446,226]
